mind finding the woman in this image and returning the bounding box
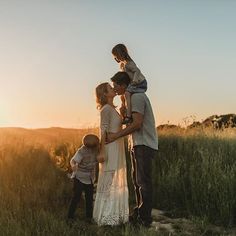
[93,82,129,226]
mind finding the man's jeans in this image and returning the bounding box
[131,145,156,224]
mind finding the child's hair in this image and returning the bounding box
[82,134,99,148]
[95,82,109,110]
[112,44,132,61]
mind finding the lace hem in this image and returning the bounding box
[94,213,129,226]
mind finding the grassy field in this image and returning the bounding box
[0,127,235,235]
[153,128,236,226]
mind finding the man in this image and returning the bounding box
[107,71,158,227]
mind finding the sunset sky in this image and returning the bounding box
[1,1,235,128]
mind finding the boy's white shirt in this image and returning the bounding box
[70,146,97,184]
[70,150,82,179]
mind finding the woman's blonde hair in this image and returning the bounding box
[112,44,132,61]
[95,82,109,110]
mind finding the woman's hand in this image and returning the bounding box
[97,153,105,163]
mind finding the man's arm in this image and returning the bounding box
[106,112,143,143]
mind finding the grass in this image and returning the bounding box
[153,130,236,226]
[0,127,235,235]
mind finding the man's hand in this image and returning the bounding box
[106,132,118,144]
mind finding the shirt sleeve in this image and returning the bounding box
[131,94,145,115]
[100,105,110,134]
[125,61,141,84]
[71,149,83,164]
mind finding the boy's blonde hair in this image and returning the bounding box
[112,44,132,61]
[82,134,99,148]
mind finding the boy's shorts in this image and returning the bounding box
[126,79,147,94]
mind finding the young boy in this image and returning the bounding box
[67,134,100,222]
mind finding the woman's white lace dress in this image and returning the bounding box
[93,104,129,226]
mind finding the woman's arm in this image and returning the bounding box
[106,112,143,143]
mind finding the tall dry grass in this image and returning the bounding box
[0,127,235,235]
[153,128,236,226]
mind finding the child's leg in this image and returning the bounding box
[67,178,83,219]
[120,95,127,119]
[84,184,94,219]
[121,94,126,108]
[125,91,132,118]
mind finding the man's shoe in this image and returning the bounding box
[141,220,152,228]
[129,207,139,223]
[129,214,138,224]
[139,217,152,228]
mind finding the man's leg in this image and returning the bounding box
[134,145,155,226]
[67,178,83,219]
[130,148,141,219]
[84,183,94,219]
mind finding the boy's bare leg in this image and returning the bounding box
[121,95,126,107]
[120,95,127,119]
[121,93,132,124]
[124,91,131,118]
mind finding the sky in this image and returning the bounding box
[0,0,235,128]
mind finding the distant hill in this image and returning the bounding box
[1,114,235,141]
[0,127,98,146]
[188,114,236,129]
[157,124,184,131]
[157,114,236,130]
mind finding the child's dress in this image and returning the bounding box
[93,104,129,225]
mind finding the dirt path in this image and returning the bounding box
[150,209,236,235]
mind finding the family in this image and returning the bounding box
[67,44,158,228]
